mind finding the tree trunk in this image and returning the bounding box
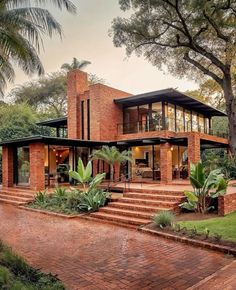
[223,74,236,158]
[110,165,114,183]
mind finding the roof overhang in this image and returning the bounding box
[114,88,227,117]
[37,117,67,128]
[0,136,108,147]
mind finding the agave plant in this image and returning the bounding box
[180,162,228,214]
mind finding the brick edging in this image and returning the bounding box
[138,227,236,256]
[18,206,83,219]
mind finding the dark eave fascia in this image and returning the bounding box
[37,117,67,127]
[0,135,109,147]
[114,88,227,117]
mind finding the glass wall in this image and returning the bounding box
[123,106,139,134]
[130,145,161,180]
[172,145,188,179]
[122,102,211,135]
[150,103,162,131]
[17,146,30,185]
[166,103,175,131]
[138,104,149,132]
[176,106,184,132]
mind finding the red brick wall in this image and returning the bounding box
[160,142,172,184]
[67,70,89,139]
[218,193,236,216]
[29,143,45,191]
[2,146,14,187]
[89,84,131,141]
[187,133,201,169]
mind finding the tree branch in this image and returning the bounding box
[184,52,223,86]
[203,9,229,42]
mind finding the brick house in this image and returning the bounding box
[1,69,228,191]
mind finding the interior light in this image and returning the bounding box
[171,147,174,151]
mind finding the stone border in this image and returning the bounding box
[18,206,85,219]
[138,227,236,256]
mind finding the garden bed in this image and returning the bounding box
[0,241,64,289]
[140,211,236,256]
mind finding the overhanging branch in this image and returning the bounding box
[184,52,223,86]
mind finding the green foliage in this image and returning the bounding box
[180,162,228,213]
[0,103,42,142]
[153,211,175,228]
[61,58,91,71]
[91,146,132,181]
[0,243,64,289]
[69,158,106,190]
[78,189,108,212]
[0,0,76,97]
[9,72,68,117]
[34,190,47,204]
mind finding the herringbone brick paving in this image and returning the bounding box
[0,204,234,290]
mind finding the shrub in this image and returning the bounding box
[78,189,108,212]
[66,190,83,211]
[153,211,175,228]
[180,162,228,214]
[34,190,47,204]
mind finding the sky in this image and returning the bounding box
[9,0,198,95]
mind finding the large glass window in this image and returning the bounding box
[172,145,188,179]
[123,106,138,134]
[184,110,191,131]
[176,106,184,132]
[192,112,198,131]
[199,114,204,133]
[167,103,175,131]
[150,102,162,131]
[138,104,149,132]
[17,146,30,185]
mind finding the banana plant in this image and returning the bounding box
[69,158,105,191]
[180,162,228,214]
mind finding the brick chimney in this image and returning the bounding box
[67,70,89,139]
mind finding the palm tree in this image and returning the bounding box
[91,146,132,182]
[61,58,91,71]
[0,0,76,97]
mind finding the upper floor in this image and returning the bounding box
[37,70,228,142]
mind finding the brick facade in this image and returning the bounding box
[2,146,14,187]
[218,193,236,216]
[29,143,45,191]
[160,142,172,183]
[187,133,201,171]
[67,70,89,139]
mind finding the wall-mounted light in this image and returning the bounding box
[171,146,174,151]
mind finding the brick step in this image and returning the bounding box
[90,212,150,226]
[99,206,154,219]
[127,188,184,195]
[0,198,26,206]
[1,187,35,193]
[119,197,179,208]
[109,202,170,213]
[0,191,35,198]
[0,193,33,203]
[123,192,184,202]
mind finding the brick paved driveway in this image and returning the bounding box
[0,204,234,290]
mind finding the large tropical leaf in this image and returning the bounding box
[189,162,205,189]
[183,191,198,203]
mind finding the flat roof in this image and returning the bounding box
[114,88,227,117]
[0,136,108,147]
[37,117,67,127]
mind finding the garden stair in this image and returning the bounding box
[0,187,35,206]
[90,189,185,228]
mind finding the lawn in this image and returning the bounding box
[0,241,64,289]
[178,211,236,242]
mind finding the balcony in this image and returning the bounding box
[117,118,228,139]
